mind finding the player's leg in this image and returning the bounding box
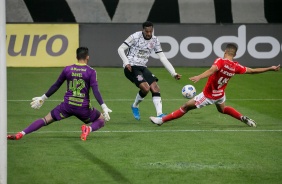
[80,108,105,141]
[135,82,150,107]
[150,92,208,125]
[216,102,242,120]
[215,98,256,127]
[80,117,105,141]
[129,82,150,120]
[142,67,164,117]
[150,99,197,125]
[149,81,164,117]
[7,113,55,140]
[7,103,72,140]
[124,66,150,120]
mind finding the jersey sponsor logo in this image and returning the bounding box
[71,67,87,72]
[69,101,82,107]
[212,93,222,97]
[212,89,223,93]
[220,69,234,77]
[224,64,235,71]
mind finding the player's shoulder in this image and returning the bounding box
[87,65,96,72]
[131,31,142,38]
[213,57,223,64]
[233,60,246,70]
[65,64,95,71]
[152,34,158,39]
[151,35,159,42]
[63,64,75,71]
[230,60,244,67]
[232,60,240,65]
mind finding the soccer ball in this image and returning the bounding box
[182,85,196,99]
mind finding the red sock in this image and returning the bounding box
[223,106,242,120]
[162,107,186,122]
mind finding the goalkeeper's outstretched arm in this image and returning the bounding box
[31,75,65,109]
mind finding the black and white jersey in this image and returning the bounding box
[123,31,162,67]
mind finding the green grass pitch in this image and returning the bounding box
[7,67,282,184]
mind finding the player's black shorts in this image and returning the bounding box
[124,65,158,87]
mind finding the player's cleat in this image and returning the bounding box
[242,116,257,127]
[7,132,23,140]
[150,116,163,126]
[81,125,91,141]
[157,113,166,118]
[131,105,140,120]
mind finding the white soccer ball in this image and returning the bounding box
[182,84,196,99]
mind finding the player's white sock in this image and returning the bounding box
[133,92,144,107]
[153,96,162,116]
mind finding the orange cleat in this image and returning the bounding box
[7,132,23,140]
[80,125,91,141]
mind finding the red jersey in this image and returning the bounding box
[203,58,247,100]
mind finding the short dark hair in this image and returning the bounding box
[142,21,153,29]
[76,47,89,60]
[225,43,238,56]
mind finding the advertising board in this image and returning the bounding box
[7,24,79,67]
[80,24,282,67]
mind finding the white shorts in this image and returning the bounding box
[194,92,226,108]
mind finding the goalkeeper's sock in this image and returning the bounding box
[90,119,105,131]
[23,118,46,134]
[223,106,242,120]
[162,107,186,122]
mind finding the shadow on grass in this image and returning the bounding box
[73,143,131,183]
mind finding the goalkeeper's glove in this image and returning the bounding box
[101,103,112,121]
[30,94,48,109]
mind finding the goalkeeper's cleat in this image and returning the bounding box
[81,125,91,141]
[157,113,166,118]
[131,105,140,120]
[7,132,23,140]
[150,116,163,126]
[242,116,257,127]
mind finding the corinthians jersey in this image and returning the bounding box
[123,31,162,67]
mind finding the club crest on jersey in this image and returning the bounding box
[148,42,154,49]
[136,75,143,81]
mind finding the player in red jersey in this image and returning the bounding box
[150,43,280,127]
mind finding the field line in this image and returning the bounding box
[7,129,282,134]
[7,98,282,102]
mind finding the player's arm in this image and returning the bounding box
[30,70,66,109]
[245,64,280,74]
[189,65,218,83]
[118,35,134,72]
[157,52,181,80]
[91,72,112,121]
[91,85,112,122]
[118,43,130,66]
[45,78,65,97]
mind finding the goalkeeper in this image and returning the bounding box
[7,47,112,141]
